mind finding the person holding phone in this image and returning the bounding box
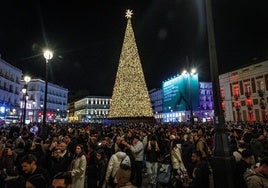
[145,135,160,188]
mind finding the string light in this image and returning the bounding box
[109,10,153,118]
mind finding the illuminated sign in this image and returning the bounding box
[162,74,199,113]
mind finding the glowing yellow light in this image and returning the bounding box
[109,11,153,118]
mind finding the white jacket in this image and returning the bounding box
[171,144,186,170]
[105,151,130,183]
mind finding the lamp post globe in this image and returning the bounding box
[44,50,53,61]
[42,49,53,131]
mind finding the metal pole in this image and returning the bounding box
[186,56,194,125]
[42,60,49,127]
[188,74,194,125]
[23,95,27,125]
[205,0,235,187]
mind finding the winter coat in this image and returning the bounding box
[171,144,186,170]
[70,154,87,188]
[105,151,130,183]
[130,141,144,161]
[244,168,268,188]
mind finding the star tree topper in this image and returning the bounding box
[125,9,133,19]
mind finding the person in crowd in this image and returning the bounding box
[31,137,46,167]
[115,158,136,188]
[0,147,18,177]
[95,148,108,188]
[25,173,48,188]
[69,144,87,188]
[233,140,247,162]
[193,129,210,160]
[86,142,98,188]
[181,134,195,177]
[0,147,18,187]
[47,148,66,177]
[111,136,124,154]
[56,141,74,171]
[189,150,210,188]
[52,171,72,188]
[244,156,268,188]
[250,133,265,161]
[234,149,254,188]
[20,154,50,186]
[105,142,130,188]
[122,134,144,188]
[170,135,188,187]
[99,137,113,160]
[145,134,160,188]
[64,134,77,154]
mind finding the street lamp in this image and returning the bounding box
[43,49,53,127]
[22,76,31,126]
[182,68,197,125]
[205,0,235,187]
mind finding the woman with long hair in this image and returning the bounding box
[69,144,87,188]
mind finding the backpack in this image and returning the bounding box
[157,164,171,184]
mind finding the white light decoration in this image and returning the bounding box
[24,76,31,83]
[109,10,153,118]
[125,9,133,19]
[43,50,53,61]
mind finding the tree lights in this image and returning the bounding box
[109,10,153,118]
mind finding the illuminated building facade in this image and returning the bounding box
[0,55,22,123]
[149,88,163,122]
[20,79,68,123]
[74,96,111,123]
[149,79,214,123]
[219,60,268,122]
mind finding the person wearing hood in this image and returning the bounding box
[244,157,268,188]
[105,143,130,188]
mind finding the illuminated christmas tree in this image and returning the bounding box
[109,10,154,120]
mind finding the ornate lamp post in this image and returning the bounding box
[43,50,53,127]
[22,76,31,126]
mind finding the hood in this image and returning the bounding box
[115,151,127,160]
[244,168,258,180]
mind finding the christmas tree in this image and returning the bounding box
[109,10,153,119]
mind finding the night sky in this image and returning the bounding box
[1,0,268,96]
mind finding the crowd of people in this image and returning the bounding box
[0,120,267,188]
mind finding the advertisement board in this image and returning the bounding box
[162,74,199,113]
